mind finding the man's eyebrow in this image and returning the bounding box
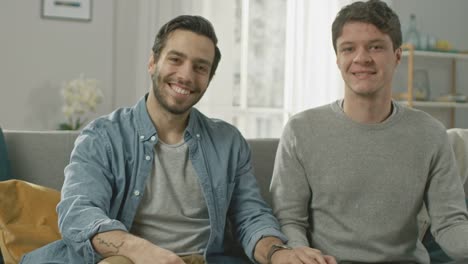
[338,39,387,47]
[338,41,354,47]
[194,58,212,67]
[368,39,386,44]
[167,50,187,58]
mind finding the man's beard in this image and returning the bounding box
[151,71,205,115]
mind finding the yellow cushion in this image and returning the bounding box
[0,180,61,264]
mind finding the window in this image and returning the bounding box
[231,0,288,138]
[198,0,342,139]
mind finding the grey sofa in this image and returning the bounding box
[3,129,468,202]
[3,129,468,263]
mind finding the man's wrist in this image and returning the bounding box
[266,244,292,264]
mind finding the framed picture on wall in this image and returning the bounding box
[41,0,92,21]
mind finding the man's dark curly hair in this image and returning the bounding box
[332,0,402,52]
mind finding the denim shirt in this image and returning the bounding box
[54,95,286,263]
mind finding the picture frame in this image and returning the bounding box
[41,0,92,22]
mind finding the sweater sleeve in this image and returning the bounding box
[426,130,468,261]
[270,120,311,248]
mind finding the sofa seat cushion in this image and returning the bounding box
[0,180,61,264]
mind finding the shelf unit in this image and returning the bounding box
[400,43,468,127]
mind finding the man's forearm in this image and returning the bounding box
[92,230,186,264]
[92,230,143,260]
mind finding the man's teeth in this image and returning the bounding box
[172,86,190,95]
[354,72,373,77]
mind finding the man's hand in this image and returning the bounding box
[271,246,337,264]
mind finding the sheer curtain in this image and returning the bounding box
[284,0,350,116]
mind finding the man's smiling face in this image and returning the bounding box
[149,29,215,115]
[336,22,401,98]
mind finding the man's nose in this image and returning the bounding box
[353,48,372,64]
[176,62,195,84]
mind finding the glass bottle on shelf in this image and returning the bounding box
[404,14,420,49]
[413,69,430,101]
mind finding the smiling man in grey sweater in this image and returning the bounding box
[270,1,468,263]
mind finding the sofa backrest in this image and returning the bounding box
[3,129,468,203]
[3,130,78,191]
[247,138,279,206]
[0,127,12,181]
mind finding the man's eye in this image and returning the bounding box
[341,47,353,52]
[370,45,383,51]
[169,57,180,63]
[196,65,209,74]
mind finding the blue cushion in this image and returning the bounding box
[0,128,12,181]
[423,198,468,263]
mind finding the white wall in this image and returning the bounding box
[0,0,115,130]
[112,1,139,109]
[0,0,232,130]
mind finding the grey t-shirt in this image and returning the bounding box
[130,140,210,256]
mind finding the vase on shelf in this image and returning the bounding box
[404,14,420,50]
[413,69,430,101]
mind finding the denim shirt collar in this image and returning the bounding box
[185,107,202,141]
[134,93,202,142]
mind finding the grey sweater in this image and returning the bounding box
[271,101,468,263]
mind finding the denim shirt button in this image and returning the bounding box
[145,155,151,161]
[134,190,140,196]
[139,135,144,140]
[151,136,156,141]
[196,134,200,138]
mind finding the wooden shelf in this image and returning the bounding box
[402,50,468,60]
[399,43,468,127]
[397,101,468,108]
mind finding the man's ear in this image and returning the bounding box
[395,47,402,65]
[148,52,156,74]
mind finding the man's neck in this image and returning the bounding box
[343,96,393,124]
[154,114,188,145]
[146,96,189,145]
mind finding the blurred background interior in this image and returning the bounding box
[1,0,467,138]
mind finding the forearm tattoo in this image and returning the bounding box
[95,236,125,255]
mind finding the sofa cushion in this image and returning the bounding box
[0,180,61,264]
[0,128,12,182]
[447,128,468,193]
